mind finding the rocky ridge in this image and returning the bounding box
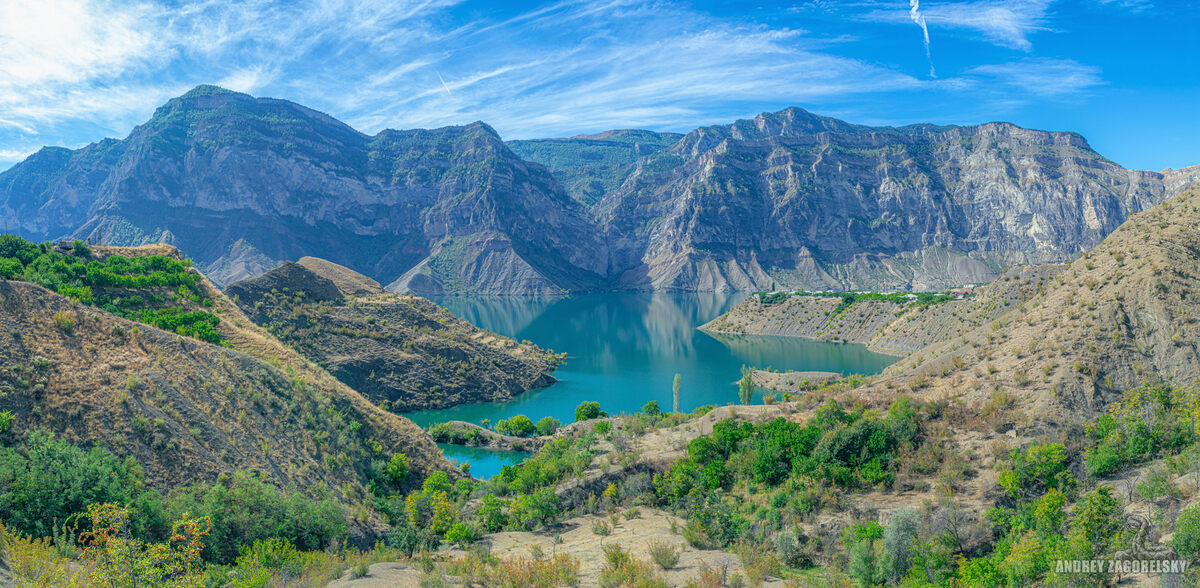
[2,87,1197,294]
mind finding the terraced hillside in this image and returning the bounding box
[701,263,1063,356]
[227,259,559,411]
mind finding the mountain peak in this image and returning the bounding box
[180,84,241,99]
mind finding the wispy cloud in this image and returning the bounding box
[869,0,1053,51]
[0,0,1115,163]
[968,58,1104,98]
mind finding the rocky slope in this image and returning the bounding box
[869,183,1200,425]
[701,264,1063,355]
[0,246,455,497]
[596,107,1200,291]
[3,87,1196,294]
[0,85,605,294]
[508,129,682,206]
[226,260,559,411]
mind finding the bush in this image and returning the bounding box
[0,430,148,539]
[534,417,561,437]
[165,470,348,563]
[574,401,607,422]
[52,311,76,334]
[1173,503,1200,558]
[594,421,612,435]
[647,538,679,570]
[496,415,536,437]
[386,453,410,487]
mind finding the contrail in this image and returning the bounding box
[909,0,936,78]
[436,71,453,95]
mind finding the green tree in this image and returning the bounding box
[1034,489,1066,535]
[738,365,756,405]
[535,416,561,436]
[574,401,607,422]
[642,400,662,418]
[0,430,147,539]
[385,453,410,487]
[883,508,920,580]
[672,373,682,413]
[497,415,537,437]
[1173,503,1200,558]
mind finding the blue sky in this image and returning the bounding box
[0,0,1196,171]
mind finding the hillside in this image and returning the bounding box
[865,183,1200,424]
[226,260,559,411]
[0,239,454,497]
[2,86,1197,295]
[701,264,1063,356]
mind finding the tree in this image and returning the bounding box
[738,365,756,405]
[883,508,920,580]
[848,538,887,587]
[642,401,662,418]
[1173,503,1200,558]
[386,453,410,487]
[575,401,607,422]
[535,416,561,436]
[673,373,682,413]
[497,415,536,437]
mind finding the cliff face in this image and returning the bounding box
[0,86,606,293]
[3,88,1196,294]
[596,107,1200,291]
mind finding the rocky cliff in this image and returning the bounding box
[3,88,1196,294]
[0,85,605,294]
[597,107,1200,292]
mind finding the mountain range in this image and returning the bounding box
[3,85,1197,293]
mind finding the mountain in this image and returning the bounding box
[0,85,605,294]
[226,259,559,411]
[595,107,1200,291]
[508,129,683,206]
[2,87,1197,294]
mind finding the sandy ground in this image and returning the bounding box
[326,509,785,587]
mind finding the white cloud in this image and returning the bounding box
[968,58,1104,97]
[0,0,1110,157]
[869,0,1053,51]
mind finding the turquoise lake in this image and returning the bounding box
[404,293,898,478]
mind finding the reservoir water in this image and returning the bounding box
[404,293,898,478]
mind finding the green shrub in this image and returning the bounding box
[52,311,76,333]
[594,421,612,435]
[496,415,536,437]
[646,538,678,570]
[1173,503,1200,558]
[385,453,410,487]
[535,416,561,436]
[574,401,606,422]
[0,430,149,539]
[165,470,348,563]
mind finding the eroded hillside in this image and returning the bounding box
[227,259,559,411]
